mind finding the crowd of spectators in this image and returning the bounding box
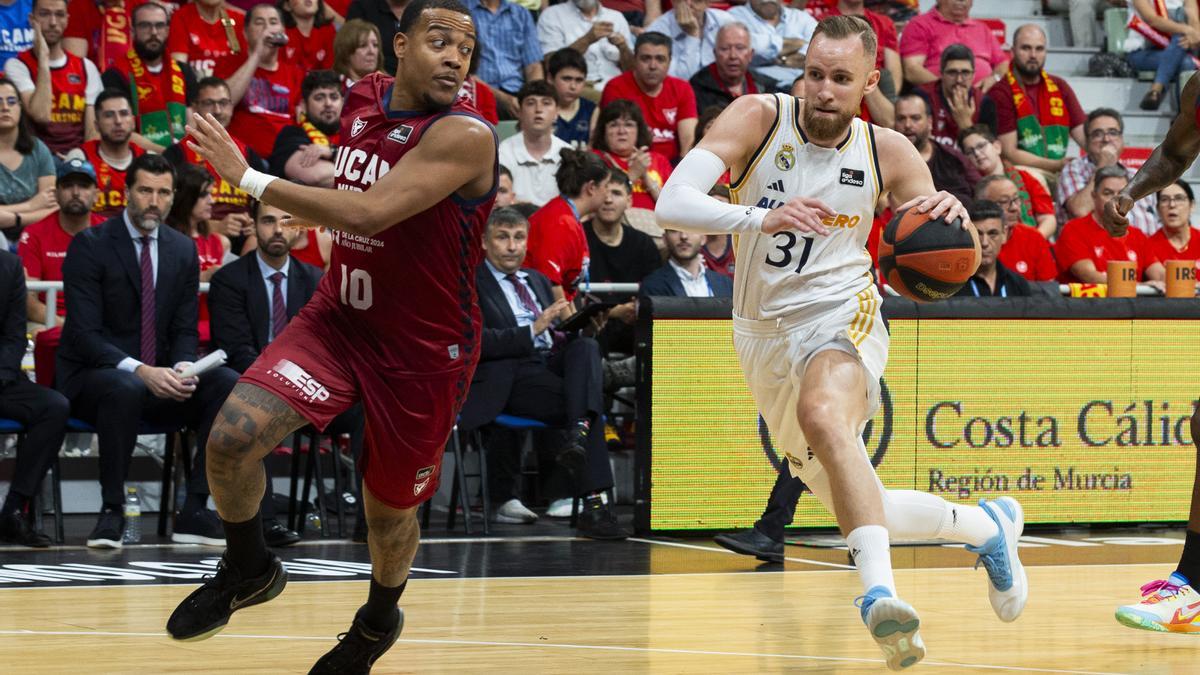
[3,0,1200,546]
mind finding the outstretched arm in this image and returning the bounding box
[186,112,496,237]
[1105,74,1200,232]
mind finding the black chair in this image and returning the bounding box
[287,427,356,538]
[0,417,65,543]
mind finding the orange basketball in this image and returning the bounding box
[877,207,981,302]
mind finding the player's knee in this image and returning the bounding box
[796,397,843,444]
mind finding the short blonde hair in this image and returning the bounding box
[811,15,878,63]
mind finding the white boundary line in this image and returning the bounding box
[0,629,1133,674]
[628,537,859,570]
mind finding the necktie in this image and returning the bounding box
[139,236,156,365]
[270,271,287,341]
[505,273,540,316]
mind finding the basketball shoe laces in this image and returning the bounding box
[972,538,1012,592]
[1138,578,1183,602]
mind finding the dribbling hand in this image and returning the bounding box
[185,113,251,191]
[896,191,971,230]
[1102,193,1134,236]
[761,197,835,236]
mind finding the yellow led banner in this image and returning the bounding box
[648,319,1198,531]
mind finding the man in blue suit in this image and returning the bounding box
[58,154,239,549]
[640,228,734,298]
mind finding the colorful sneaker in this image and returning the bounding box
[855,586,925,670]
[1115,573,1200,634]
[965,497,1027,622]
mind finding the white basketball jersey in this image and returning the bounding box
[730,94,882,320]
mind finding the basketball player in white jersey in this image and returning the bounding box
[656,16,1028,670]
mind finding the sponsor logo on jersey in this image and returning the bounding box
[270,359,331,403]
[448,344,460,360]
[350,116,366,137]
[774,144,795,171]
[753,198,862,229]
[664,107,677,125]
[766,179,785,192]
[388,125,413,144]
[67,73,82,85]
[840,168,865,187]
[414,465,436,496]
[334,147,392,188]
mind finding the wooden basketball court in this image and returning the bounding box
[0,533,1194,673]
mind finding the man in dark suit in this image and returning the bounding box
[641,228,735,298]
[459,207,627,540]
[208,201,366,546]
[0,251,69,547]
[58,154,240,549]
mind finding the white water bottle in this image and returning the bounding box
[123,487,142,544]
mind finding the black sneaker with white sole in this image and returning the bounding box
[86,508,124,549]
[166,554,288,641]
[308,607,403,674]
[172,508,228,546]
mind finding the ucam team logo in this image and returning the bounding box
[351,117,367,137]
[270,359,331,403]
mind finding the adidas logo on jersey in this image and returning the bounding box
[840,168,865,187]
[766,179,785,192]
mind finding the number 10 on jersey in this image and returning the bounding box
[339,265,374,310]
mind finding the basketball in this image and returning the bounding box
[877,207,981,302]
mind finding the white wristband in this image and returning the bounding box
[239,168,278,200]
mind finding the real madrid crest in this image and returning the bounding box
[775,143,795,172]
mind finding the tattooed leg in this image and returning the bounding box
[206,383,307,523]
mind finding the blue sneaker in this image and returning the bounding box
[966,497,1028,622]
[855,586,925,670]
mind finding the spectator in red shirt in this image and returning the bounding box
[214,3,303,159]
[101,2,198,152]
[1055,166,1165,284]
[269,69,343,188]
[975,174,1057,282]
[985,24,1086,177]
[900,0,1008,89]
[17,157,103,327]
[1147,180,1200,272]
[960,125,1056,238]
[331,19,382,93]
[6,0,103,156]
[526,149,610,300]
[600,31,698,162]
[920,44,998,150]
[168,0,247,78]
[281,0,336,71]
[81,88,145,219]
[591,99,672,210]
[63,0,141,71]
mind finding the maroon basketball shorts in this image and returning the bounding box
[240,305,470,510]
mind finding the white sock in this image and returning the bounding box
[846,525,895,595]
[883,490,998,547]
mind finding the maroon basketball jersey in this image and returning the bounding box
[320,73,496,374]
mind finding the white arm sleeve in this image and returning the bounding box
[655,148,768,235]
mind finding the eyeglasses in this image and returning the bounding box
[1087,128,1122,140]
[1159,194,1191,205]
[964,141,991,156]
[994,195,1023,209]
[943,68,975,80]
[0,96,18,108]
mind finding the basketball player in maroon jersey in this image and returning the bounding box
[1103,75,1200,634]
[164,0,498,670]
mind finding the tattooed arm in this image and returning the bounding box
[1104,74,1200,234]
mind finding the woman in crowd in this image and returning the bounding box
[280,0,338,71]
[526,149,611,300]
[1148,179,1200,267]
[457,34,498,124]
[1125,0,1200,110]
[167,164,230,284]
[590,100,671,210]
[332,19,382,93]
[0,78,56,247]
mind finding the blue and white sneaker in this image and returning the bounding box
[855,586,925,670]
[966,497,1028,622]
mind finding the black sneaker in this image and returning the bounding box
[166,554,288,641]
[86,508,124,549]
[714,528,785,563]
[264,520,301,547]
[309,607,403,674]
[0,510,51,548]
[556,419,589,476]
[172,508,227,546]
[576,504,629,540]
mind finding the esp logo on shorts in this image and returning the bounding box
[270,359,331,403]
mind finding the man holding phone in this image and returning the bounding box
[458,207,628,539]
[537,0,634,89]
